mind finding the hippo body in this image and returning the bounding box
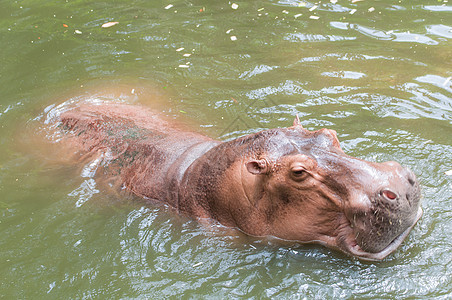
[57,102,422,261]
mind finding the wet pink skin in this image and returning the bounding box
[56,103,422,261]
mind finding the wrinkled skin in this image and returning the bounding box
[55,102,422,261]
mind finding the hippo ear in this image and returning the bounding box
[293,114,303,127]
[246,159,270,175]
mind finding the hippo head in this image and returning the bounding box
[233,120,422,261]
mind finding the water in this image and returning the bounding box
[1,0,451,298]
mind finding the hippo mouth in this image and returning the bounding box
[340,207,423,261]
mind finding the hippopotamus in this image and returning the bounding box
[55,102,422,261]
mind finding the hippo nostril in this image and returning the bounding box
[404,168,417,186]
[381,189,398,201]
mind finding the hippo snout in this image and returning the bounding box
[350,162,422,254]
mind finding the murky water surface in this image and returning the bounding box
[1,0,451,298]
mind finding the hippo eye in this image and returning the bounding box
[291,167,307,180]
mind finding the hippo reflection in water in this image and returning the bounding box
[55,102,422,261]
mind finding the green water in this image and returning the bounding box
[1,0,451,298]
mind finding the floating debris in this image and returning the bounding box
[164,4,174,10]
[226,29,233,34]
[192,262,203,267]
[294,13,303,18]
[258,8,265,12]
[231,3,239,10]
[176,47,184,52]
[309,15,320,20]
[368,7,375,12]
[298,1,306,7]
[330,0,338,3]
[445,170,452,176]
[74,29,82,34]
[230,35,237,41]
[309,5,318,11]
[178,64,189,68]
[350,9,357,14]
[183,53,191,57]
[101,21,119,28]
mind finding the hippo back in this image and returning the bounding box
[59,103,219,207]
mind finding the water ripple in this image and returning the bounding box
[426,24,452,39]
[285,33,355,42]
[321,71,366,79]
[239,64,278,78]
[331,22,440,45]
[423,5,452,12]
